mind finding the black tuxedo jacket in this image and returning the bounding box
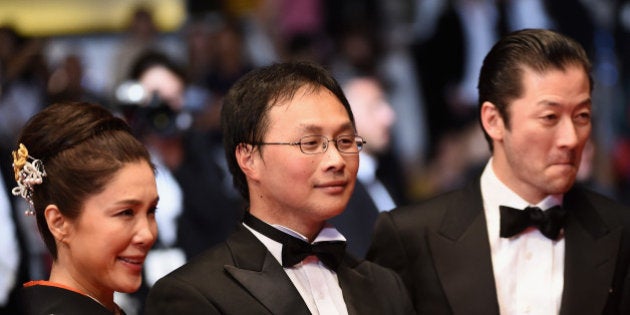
[367,179,630,315]
[145,224,415,314]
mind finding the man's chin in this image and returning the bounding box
[546,177,577,195]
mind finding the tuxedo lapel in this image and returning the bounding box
[428,181,500,315]
[560,188,622,315]
[223,226,311,315]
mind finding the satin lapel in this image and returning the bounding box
[428,180,500,315]
[223,226,311,315]
[336,258,375,315]
[560,189,622,315]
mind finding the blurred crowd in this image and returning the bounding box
[3,0,630,313]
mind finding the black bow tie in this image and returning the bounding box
[499,205,567,240]
[243,212,346,270]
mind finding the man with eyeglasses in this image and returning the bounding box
[145,61,414,315]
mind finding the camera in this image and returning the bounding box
[115,80,192,137]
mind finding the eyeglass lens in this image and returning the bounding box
[299,135,362,154]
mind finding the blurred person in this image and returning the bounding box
[325,0,430,197]
[145,61,414,314]
[46,53,106,106]
[111,6,184,95]
[121,51,190,250]
[368,29,630,314]
[411,0,558,197]
[323,0,382,74]
[115,50,190,314]
[0,25,48,152]
[329,75,407,258]
[183,19,251,260]
[11,101,158,314]
[204,19,254,97]
[0,28,50,308]
[111,7,159,89]
[0,157,23,314]
[412,0,504,165]
[183,16,216,87]
[1,148,46,315]
[328,23,383,84]
[120,50,242,282]
[379,40,429,195]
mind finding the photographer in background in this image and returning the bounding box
[115,50,189,314]
[116,50,243,313]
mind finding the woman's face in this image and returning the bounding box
[62,160,158,297]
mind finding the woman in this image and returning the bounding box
[11,101,158,314]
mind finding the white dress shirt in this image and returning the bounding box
[244,223,349,315]
[480,159,564,315]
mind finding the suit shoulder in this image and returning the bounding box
[567,185,630,224]
[154,242,232,286]
[342,253,403,283]
[386,184,478,225]
[354,258,404,280]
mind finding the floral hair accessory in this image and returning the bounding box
[12,143,46,216]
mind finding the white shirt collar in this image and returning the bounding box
[243,222,346,266]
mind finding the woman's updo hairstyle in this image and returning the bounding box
[15,101,153,259]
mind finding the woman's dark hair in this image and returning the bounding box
[15,101,153,259]
[221,61,355,203]
[478,28,593,151]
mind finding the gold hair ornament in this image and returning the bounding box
[11,143,46,216]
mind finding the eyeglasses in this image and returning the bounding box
[255,135,366,155]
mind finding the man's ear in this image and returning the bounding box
[44,205,70,244]
[480,101,505,141]
[235,143,260,180]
